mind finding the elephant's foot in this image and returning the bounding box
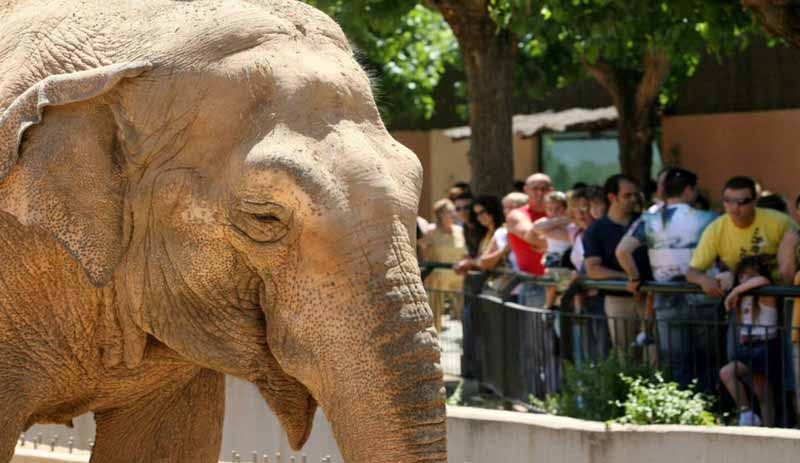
[90,369,225,463]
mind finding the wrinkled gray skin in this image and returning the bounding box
[0,1,446,462]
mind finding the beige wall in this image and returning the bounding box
[392,130,539,222]
[392,130,433,220]
[395,109,800,222]
[662,109,800,213]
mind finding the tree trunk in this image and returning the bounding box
[743,0,800,48]
[584,50,671,190]
[428,1,516,197]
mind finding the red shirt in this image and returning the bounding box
[508,204,547,275]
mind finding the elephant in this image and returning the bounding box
[0,1,446,462]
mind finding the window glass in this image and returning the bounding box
[541,131,663,191]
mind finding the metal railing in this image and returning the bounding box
[422,261,800,428]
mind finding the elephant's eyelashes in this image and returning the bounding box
[231,202,292,243]
[253,214,280,223]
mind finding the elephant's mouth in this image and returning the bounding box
[252,359,318,451]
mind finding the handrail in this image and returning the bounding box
[418,261,800,298]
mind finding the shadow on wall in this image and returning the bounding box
[22,377,343,462]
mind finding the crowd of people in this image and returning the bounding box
[417,171,800,428]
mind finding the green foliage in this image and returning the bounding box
[530,352,657,422]
[304,0,765,129]
[303,1,462,126]
[492,0,758,108]
[614,373,717,426]
[447,380,464,406]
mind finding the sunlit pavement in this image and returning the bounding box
[439,314,462,379]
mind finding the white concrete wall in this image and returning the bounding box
[446,407,800,463]
[18,380,800,463]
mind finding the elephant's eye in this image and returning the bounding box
[253,213,280,224]
[232,201,292,244]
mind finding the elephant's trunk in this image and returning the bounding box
[260,216,447,462]
[317,221,446,462]
[320,304,447,463]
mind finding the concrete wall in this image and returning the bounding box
[391,130,539,222]
[17,383,800,463]
[447,407,800,463]
[661,109,800,212]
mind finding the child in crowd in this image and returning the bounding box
[719,256,780,427]
[533,191,572,310]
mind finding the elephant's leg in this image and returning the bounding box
[90,368,225,463]
[0,412,28,463]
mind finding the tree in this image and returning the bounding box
[308,0,524,197]
[304,1,461,128]
[423,1,518,197]
[497,1,754,187]
[743,0,800,48]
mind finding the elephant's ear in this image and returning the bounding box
[0,62,152,285]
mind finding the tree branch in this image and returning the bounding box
[583,59,625,113]
[634,49,671,123]
[742,0,800,48]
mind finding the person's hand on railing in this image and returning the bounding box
[625,278,643,295]
[724,290,739,312]
[453,258,474,275]
[716,271,734,292]
[698,277,724,298]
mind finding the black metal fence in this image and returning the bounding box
[423,263,800,428]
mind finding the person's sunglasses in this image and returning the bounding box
[722,197,754,206]
[474,209,488,216]
[455,206,470,211]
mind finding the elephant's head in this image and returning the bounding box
[0,1,445,461]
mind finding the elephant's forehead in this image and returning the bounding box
[211,39,376,125]
[238,121,416,211]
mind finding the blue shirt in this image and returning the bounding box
[582,215,652,281]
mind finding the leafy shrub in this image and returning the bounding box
[614,373,717,426]
[447,381,463,406]
[529,352,656,421]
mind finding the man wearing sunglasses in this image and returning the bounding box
[688,176,797,297]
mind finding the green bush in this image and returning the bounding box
[530,352,656,422]
[614,373,717,426]
[447,381,463,406]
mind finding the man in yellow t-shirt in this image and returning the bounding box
[687,176,797,296]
